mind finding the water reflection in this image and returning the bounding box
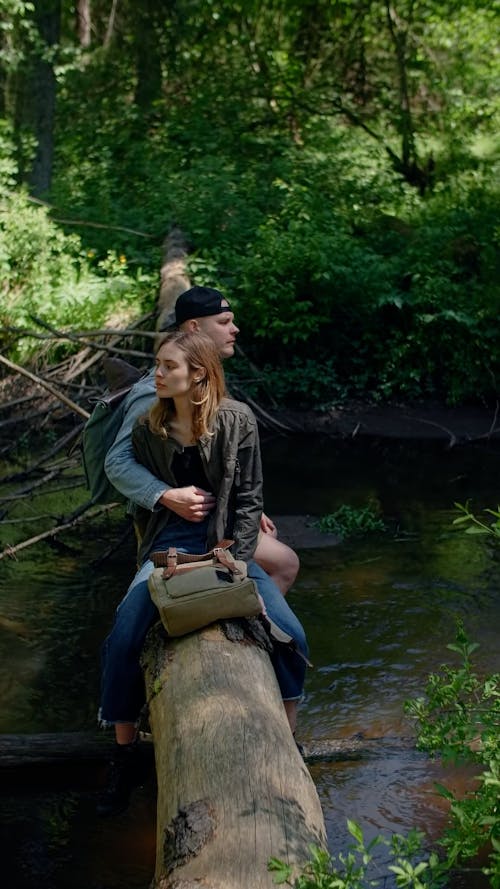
[1,436,499,887]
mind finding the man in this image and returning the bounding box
[104,285,299,595]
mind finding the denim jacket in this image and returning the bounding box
[104,369,168,511]
[131,398,263,564]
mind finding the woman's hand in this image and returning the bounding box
[260,512,277,538]
[159,486,216,521]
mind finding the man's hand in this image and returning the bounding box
[159,486,216,522]
[260,512,277,538]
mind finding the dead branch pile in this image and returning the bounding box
[0,312,158,559]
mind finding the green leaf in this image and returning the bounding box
[347,819,364,844]
[434,782,456,801]
[268,858,292,883]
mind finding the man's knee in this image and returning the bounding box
[253,534,300,596]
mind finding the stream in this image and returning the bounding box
[1,434,499,888]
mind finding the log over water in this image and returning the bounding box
[142,621,327,889]
[0,732,416,769]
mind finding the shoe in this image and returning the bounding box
[97,741,148,817]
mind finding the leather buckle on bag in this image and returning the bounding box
[213,547,243,576]
[162,547,178,579]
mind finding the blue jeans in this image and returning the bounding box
[99,518,308,724]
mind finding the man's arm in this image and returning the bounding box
[260,513,277,537]
[105,370,217,519]
[104,371,170,511]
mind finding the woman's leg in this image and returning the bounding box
[98,517,211,815]
[283,700,298,734]
[97,560,158,816]
[100,517,211,732]
[99,559,158,730]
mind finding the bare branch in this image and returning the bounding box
[0,502,121,561]
[0,425,84,484]
[0,354,90,419]
[10,191,154,239]
[2,325,159,341]
[29,315,152,359]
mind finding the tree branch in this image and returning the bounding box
[0,502,121,561]
[0,354,90,419]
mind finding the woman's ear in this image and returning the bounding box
[193,368,207,383]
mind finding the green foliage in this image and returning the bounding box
[270,627,499,888]
[0,190,157,359]
[0,120,18,192]
[1,0,499,406]
[453,502,500,537]
[268,822,445,888]
[314,504,386,539]
[405,622,500,885]
[227,352,347,408]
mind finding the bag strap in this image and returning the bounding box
[213,546,244,576]
[151,539,235,577]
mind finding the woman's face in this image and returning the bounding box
[154,342,198,400]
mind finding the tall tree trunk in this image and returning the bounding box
[103,0,118,49]
[21,0,61,196]
[133,0,162,109]
[76,0,91,47]
[384,0,425,189]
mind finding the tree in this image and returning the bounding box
[27,0,60,194]
[75,0,91,47]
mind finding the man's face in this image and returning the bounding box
[183,312,240,359]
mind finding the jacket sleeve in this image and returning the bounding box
[231,410,264,562]
[104,371,172,511]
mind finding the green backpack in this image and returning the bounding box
[82,357,143,504]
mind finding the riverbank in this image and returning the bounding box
[271,400,500,445]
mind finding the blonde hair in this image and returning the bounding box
[148,330,227,440]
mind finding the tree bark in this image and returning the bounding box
[142,622,327,889]
[0,732,116,768]
[156,227,191,332]
[76,0,91,47]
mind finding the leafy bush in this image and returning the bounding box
[0,190,157,359]
[270,626,499,888]
[405,623,500,886]
[453,502,500,537]
[314,504,386,539]
[269,822,445,889]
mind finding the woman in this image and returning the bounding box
[98,331,308,816]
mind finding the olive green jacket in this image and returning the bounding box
[131,398,263,564]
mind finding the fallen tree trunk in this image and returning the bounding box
[0,731,416,769]
[0,731,116,768]
[156,227,191,332]
[142,621,327,889]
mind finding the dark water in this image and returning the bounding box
[1,435,499,887]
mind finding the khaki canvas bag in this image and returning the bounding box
[147,539,262,637]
